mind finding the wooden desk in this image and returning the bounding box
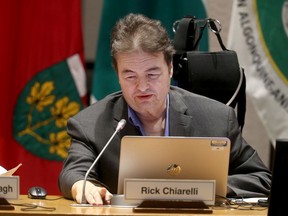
[0,195,268,216]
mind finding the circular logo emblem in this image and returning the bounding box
[257,0,288,82]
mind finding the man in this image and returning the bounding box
[58,13,271,205]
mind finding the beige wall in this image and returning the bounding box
[82,0,271,168]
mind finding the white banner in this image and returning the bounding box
[227,0,288,145]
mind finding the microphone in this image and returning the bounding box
[80,119,126,204]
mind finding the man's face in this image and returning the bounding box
[116,51,172,119]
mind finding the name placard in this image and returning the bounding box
[124,178,216,205]
[0,176,19,199]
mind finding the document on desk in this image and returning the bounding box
[0,163,22,176]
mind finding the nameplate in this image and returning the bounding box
[0,176,19,199]
[124,178,216,205]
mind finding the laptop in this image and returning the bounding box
[268,139,288,215]
[117,136,230,198]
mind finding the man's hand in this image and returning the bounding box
[71,180,113,205]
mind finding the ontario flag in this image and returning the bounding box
[0,0,86,195]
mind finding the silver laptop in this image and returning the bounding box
[117,136,230,197]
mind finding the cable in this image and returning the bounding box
[11,203,56,212]
[213,195,268,211]
[9,197,64,212]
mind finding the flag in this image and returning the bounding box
[91,0,208,102]
[0,0,86,195]
[227,0,288,143]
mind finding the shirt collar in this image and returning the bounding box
[128,95,170,136]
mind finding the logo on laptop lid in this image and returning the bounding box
[167,164,181,176]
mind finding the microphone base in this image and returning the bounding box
[70,203,95,207]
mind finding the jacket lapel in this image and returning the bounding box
[112,95,140,136]
[112,90,194,137]
[169,90,194,136]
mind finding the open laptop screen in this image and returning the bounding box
[117,136,230,197]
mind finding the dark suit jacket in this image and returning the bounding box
[59,86,271,199]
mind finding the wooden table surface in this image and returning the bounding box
[0,195,268,216]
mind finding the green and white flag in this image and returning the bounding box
[91,0,208,103]
[228,0,288,143]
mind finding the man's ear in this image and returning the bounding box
[169,63,173,78]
